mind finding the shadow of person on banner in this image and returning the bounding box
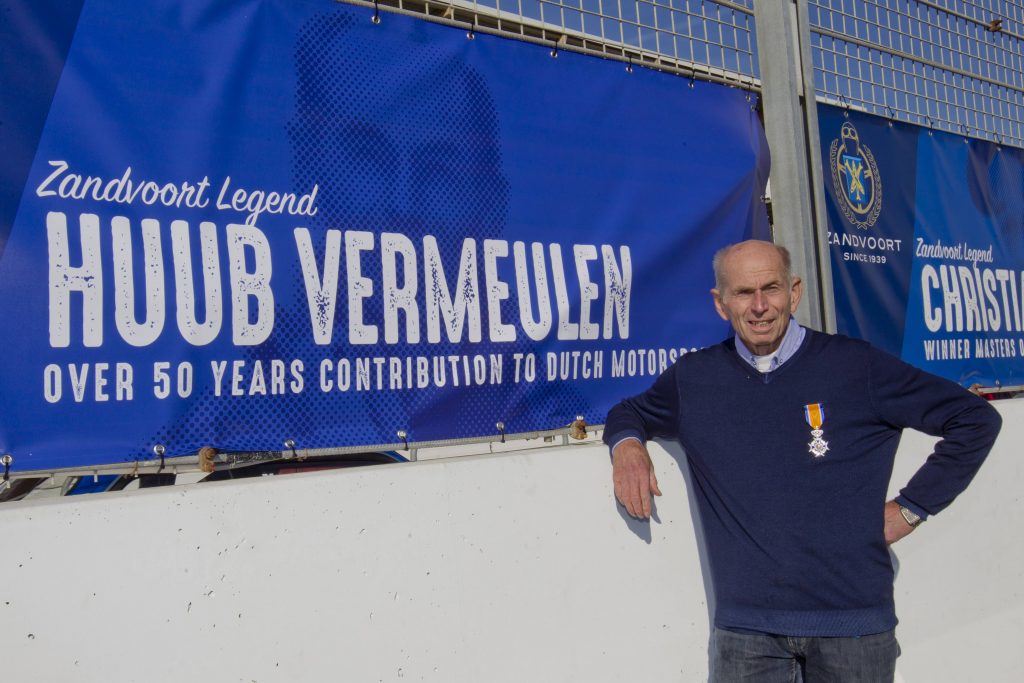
[275,8,586,448]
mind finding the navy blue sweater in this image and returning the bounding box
[604,330,1001,637]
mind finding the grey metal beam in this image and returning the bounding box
[753,0,836,332]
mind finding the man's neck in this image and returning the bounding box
[734,319,806,372]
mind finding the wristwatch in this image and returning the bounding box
[899,505,923,528]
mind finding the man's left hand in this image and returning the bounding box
[883,500,915,545]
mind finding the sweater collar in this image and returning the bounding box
[734,317,806,373]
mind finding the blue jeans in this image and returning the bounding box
[708,628,899,682]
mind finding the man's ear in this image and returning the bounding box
[711,288,729,321]
[789,277,803,313]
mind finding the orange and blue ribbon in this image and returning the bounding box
[804,403,826,429]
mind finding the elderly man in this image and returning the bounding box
[604,240,1001,682]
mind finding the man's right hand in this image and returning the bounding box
[612,439,662,519]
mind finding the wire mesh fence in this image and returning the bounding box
[808,0,1024,148]
[368,0,1024,148]
[372,0,760,85]
[464,0,759,77]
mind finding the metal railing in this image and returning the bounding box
[367,0,760,86]
[370,0,1023,148]
[808,0,1023,147]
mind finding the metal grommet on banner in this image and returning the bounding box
[397,430,408,451]
[2,454,11,490]
[283,439,297,460]
[153,444,166,473]
[371,0,381,25]
[496,422,506,443]
[688,68,696,89]
[924,115,934,136]
[885,105,895,127]
[745,90,757,112]
[626,57,633,74]
[960,124,970,143]
[550,34,567,59]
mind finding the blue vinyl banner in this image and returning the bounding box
[820,104,1024,388]
[0,0,769,473]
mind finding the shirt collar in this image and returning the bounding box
[734,317,805,373]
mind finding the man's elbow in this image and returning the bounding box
[965,400,1004,451]
[983,402,1003,441]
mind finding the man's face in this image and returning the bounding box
[711,242,802,355]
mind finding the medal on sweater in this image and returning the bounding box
[804,403,829,457]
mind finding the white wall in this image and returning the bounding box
[0,400,1020,682]
[886,398,1024,683]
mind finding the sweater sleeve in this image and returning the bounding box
[867,346,1002,518]
[602,361,682,449]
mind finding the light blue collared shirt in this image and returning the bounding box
[610,319,806,453]
[734,317,805,373]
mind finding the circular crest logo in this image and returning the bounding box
[829,122,882,229]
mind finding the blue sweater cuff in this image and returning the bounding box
[605,432,644,456]
[895,494,930,521]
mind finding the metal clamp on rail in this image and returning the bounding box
[283,439,298,460]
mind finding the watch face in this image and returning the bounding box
[900,506,921,526]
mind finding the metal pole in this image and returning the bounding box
[753,0,836,332]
